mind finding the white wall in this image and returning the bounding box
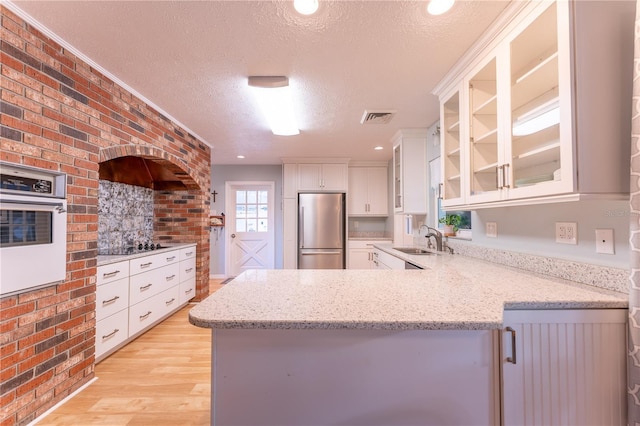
[470,200,629,269]
[209,165,283,277]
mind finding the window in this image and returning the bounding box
[235,190,268,233]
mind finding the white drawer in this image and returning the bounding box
[97,260,130,286]
[129,250,180,275]
[96,277,129,321]
[129,286,180,337]
[179,257,196,282]
[179,278,196,305]
[96,309,129,359]
[180,246,196,261]
[129,262,180,305]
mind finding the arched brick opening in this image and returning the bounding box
[99,145,211,302]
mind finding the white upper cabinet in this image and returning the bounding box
[392,129,428,214]
[348,165,388,216]
[435,0,633,209]
[298,163,347,191]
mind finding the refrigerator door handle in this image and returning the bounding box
[300,251,342,255]
[300,206,304,248]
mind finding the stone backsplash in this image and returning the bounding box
[98,180,154,254]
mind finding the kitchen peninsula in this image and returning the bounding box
[189,254,628,425]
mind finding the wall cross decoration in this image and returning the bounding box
[212,190,218,202]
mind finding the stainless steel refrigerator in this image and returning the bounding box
[298,193,345,269]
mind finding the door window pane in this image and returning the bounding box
[235,189,269,233]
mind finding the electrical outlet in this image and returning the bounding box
[555,222,577,245]
[595,229,615,254]
[486,222,497,238]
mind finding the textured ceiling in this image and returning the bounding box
[10,1,509,165]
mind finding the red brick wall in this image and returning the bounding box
[0,6,211,425]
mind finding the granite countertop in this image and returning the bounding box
[189,247,627,331]
[97,243,196,266]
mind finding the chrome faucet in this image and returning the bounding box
[424,226,443,252]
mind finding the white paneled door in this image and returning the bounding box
[225,182,275,277]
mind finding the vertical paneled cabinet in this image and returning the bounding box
[435,0,632,209]
[392,129,428,214]
[348,164,388,216]
[501,309,627,425]
[95,245,197,362]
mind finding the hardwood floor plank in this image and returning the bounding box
[36,279,223,425]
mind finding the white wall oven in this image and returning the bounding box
[0,162,67,296]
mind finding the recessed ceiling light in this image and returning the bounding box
[374,146,384,151]
[294,0,319,15]
[237,155,245,159]
[427,0,455,15]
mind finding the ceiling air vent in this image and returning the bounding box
[360,110,396,125]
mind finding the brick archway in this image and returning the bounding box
[99,144,211,302]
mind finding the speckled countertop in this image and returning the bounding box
[189,245,627,331]
[97,243,196,266]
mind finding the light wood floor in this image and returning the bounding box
[37,279,226,426]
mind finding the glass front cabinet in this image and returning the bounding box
[435,0,632,209]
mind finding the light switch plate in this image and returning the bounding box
[595,229,614,254]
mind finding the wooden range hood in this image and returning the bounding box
[99,156,189,191]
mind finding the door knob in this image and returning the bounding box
[231,233,236,238]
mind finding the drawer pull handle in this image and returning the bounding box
[140,262,153,268]
[102,329,119,340]
[140,311,152,320]
[166,256,176,261]
[185,288,193,294]
[102,270,120,278]
[165,298,176,305]
[506,326,517,364]
[102,295,120,305]
[166,274,176,281]
[185,268,193,273]
[185,251,193,256]
[140,283,153,291]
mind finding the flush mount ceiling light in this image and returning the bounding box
[237,155,246,159]
[248,76,300,136]
[293,0,319,15]
[374,146,384,151]
[427,0,455,15]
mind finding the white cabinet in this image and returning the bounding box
[178,247,196,305]
[95,245,196,362]
[435,0,632,209]
[348,165,388,216]
[392,130,428,214]
[282,198,297,269]
[347,240,377,269]
[501,309,627,425]
[95,260,130,359]
[372,247,405,270]
[298,163,347,191]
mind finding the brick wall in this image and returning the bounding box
[0,6,211,425]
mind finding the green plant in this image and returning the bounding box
[439,214,462,231]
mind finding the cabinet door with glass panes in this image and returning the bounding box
[504,0,573,200]
[440,83,465,207]
[466,55,502,204]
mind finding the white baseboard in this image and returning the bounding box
[29,377,98,425]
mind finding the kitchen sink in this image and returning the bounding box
[392,247,437,255]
